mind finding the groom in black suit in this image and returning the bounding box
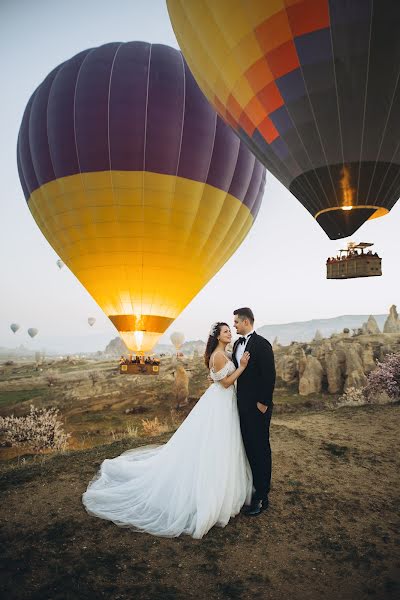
[232,307,276,516]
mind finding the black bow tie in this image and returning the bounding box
[238,333,253,345]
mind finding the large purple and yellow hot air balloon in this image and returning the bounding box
[167,0,400,239]
[17,42,265,354]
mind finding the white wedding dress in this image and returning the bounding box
[82,357,253,539]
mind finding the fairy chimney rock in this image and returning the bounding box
[325,349,344,394]
[298,355,323,396]
[383,305,400,333]
[362,315,381,335]
[343,344,367,390]
[313,329,323,341]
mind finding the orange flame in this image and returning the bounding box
[340,166,355,208]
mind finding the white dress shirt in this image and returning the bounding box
[235,330,255,365]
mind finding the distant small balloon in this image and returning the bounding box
[170,331,185,351]
[56,259,64,269]
[88,317,96,327]
[10,323,20,334]
[28,328,38,338]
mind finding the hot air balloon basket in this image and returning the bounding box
[326,257,382,279]
[119,363,159,376]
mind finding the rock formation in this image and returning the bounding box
[275,344,306,387]
[361,343,378,373]
[383,305,400,333]
[104,336,128,356]
[325,349,344,394]
[341,342,367,390]
[173,364,190,409]
[362,315,381,335]
[298,355,324,395]
[272,305,400,395]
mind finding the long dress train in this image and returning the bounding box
[82,359,252,539]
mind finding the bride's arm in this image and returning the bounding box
[213,352,250,388]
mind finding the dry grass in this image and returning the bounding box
[141,416,170,436]
[125,423,139,438]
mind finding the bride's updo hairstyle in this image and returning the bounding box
[204,322,229,368]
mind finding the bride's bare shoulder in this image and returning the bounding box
[210,350,229,371]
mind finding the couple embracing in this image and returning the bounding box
[82,308,276,539]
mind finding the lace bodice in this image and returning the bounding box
[210,354,236,382]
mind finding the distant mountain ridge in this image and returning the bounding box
[103,313,389,354]
[1,313,392,357]
[258,314,387,345]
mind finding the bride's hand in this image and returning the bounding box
[240,351,250,368]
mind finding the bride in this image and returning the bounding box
[82,322,253,539]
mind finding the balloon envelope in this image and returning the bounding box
[10,323,20,334]
[56,259,64,269]
[88,317,96,327]
[17,42,265,353]
[170,331,185,350]
[168,0,400,239]
[28,328,38,338]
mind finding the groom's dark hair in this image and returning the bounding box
[233,307,254,324]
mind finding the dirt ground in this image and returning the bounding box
[1,403,399,600]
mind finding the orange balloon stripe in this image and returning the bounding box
[170,0,331,148]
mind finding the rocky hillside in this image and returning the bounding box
[274,327,400,396]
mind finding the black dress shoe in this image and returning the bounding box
[261,497,269,510]
[243,498,268,516]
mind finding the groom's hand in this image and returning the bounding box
[257,402,268,414]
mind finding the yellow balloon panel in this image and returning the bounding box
[28,171,254,352]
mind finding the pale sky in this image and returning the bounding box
[0,0,399,353]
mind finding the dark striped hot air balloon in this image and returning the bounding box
[168,0,400,239]
[17,42,265,354]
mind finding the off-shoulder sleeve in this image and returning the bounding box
[210,361,231,381]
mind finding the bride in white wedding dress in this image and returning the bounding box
[82,322,253,539]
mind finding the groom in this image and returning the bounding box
[232,307,276,516]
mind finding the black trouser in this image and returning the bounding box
[239,404,273,501]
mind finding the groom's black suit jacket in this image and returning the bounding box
[232,332,276,412]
